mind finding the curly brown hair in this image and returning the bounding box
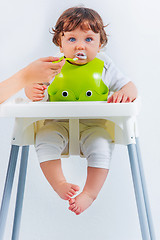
[51,7,108,48]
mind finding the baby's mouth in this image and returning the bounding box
[75,52,87,60]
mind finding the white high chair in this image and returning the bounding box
[0,98,156,240]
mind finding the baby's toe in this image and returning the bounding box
[75,207,81,215]
[69,198,75,205]
[72,206,78,212]
[69,189,76,195]
[71,184,80,192]
[68,203,76,210]
[65,194,72,200]
[68,192,74,197]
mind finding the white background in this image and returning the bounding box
[0,0,160,239]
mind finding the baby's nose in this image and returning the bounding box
[75,44,85,50]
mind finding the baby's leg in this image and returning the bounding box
[40,160,80,200]
[69,126,114,214]
[69,167,109,214]
[35,121,79,200]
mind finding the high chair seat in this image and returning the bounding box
[0,97,156,240]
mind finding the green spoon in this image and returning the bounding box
[53,56,78,63]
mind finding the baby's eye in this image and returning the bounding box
[69,37,76,42]
[85,37,92,42]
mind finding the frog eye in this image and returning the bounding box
[86,90,92,97]
[62,91,68,97]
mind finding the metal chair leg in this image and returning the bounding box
[0,145,19,240]
[11,146,29,240]
[135,138,156,240]
[127,144,151,240]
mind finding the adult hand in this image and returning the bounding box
[21,56,65,84]
[0,56,65,104]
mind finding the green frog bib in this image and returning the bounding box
[48,57,109,101]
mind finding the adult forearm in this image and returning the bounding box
[0,70,27,104]
[0,57,65,104]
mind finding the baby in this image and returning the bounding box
[25,7,137,215]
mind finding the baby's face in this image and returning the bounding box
[59,27,101,65]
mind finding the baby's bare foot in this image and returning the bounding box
[54,181,80,200]
[68,191,95,215]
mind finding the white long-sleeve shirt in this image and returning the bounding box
[101,54,130,92]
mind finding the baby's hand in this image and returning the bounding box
[25,83,47,101]
[107,82,137,103]
[107,90,131,103]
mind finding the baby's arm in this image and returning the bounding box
[107,81,138,103]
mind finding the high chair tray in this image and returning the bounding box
[0,98,141,118]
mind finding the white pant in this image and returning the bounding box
[35,120,114,169]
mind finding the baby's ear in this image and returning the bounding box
[59,41,63,53]
[60,46,63,53]
[57,37,63,52]
[98,43,102,52]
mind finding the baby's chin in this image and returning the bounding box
[70,59,88,65]
[75,60,88,65]
[73,57,96,65]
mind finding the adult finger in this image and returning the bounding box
[50,69,61,78]
[47,59,66,70]
[40,56,60,62]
